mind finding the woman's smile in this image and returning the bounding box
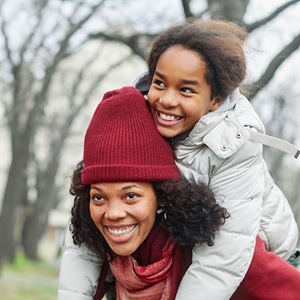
[106,224,137,237]
[105,224,137,243]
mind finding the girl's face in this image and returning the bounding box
[89,181,157,256]
[147,45,221,138]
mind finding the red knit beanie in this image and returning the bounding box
[82,86,180,184]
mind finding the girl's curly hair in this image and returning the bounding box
[70,161,229,258]
[148,18,247,100]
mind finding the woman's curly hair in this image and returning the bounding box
[70,161,112,259]
[154,180,229,248]
[70,161,229,258]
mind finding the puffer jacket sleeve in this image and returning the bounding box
[58,227,103,300]
[175,139,265,299]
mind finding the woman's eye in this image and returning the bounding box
[91,195,104,202]
[126,193,138,200]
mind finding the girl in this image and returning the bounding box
[134,18,299,299]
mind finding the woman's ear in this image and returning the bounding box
[210,96,222,111]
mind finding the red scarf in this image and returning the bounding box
[94,224,191,300]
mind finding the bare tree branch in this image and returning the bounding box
[245,0,300,32]
[181,0,193,18]
[0,1,13,68]
[207,0,250,23]
[194,7,209,19]
[71,53,135,122]
[40,1,106,92]
[30,3,66,62]
[247,32,300,99]
[45,51,134,165]
[26,1,108,140]
[18,2,47,61]
[89,31,156,59]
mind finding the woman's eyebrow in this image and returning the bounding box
[121,185,139,191]
[90,186,102,192]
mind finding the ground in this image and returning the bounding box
[0,253,58,300]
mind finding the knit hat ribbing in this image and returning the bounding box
[82,86,180,184]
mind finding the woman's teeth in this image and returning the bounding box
[107,225,136,237]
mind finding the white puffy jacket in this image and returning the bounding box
[172,89,298,299]
[58,84,298,299]
[58,228,103,299]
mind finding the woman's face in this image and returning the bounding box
[89,182,157,256]
[147,45,221,138]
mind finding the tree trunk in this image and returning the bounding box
[21,187,59,260]
[207,0,250,23]
[0,150,28,264]
[21,153,61,260]
[22,203,48,260]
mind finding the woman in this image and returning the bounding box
[69,86,228,299]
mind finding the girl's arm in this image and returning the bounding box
[58,226,103,300]
[175,140,265,299]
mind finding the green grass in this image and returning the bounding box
[0,252,59,300]
[4,252,57,275]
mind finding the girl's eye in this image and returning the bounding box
[153,80,165,88]
[181,87,194,93]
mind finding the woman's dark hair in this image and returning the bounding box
[70,161,229,258]
[70,161,112,259]
[148,18,247,100]
[154,180,229,247]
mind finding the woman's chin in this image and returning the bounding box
[111,244,139,256]
[104,226,140,256]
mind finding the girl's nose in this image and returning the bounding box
[105,202,126,220]
[159,89,179,107]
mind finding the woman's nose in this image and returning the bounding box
[104,202,126,220]
[159,89,179,107]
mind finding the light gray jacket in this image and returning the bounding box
[58,84,298,299]
[172,89,298,299]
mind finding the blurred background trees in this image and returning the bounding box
[0,0,299,268]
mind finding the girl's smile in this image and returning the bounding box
[156,110,183,125]
[147,45,221,138]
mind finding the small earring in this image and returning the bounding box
[156,208,167,219]
[157,208,164,214]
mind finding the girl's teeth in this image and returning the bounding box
[160,113,178,121]
[108,225,136,236]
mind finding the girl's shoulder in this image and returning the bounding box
[203,112,262,160]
